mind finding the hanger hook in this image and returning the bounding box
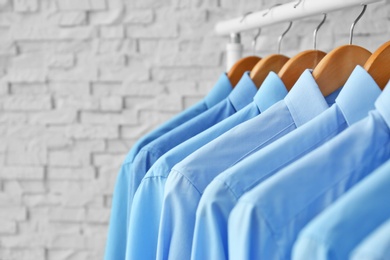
[313,13,327,50]
[294,0,303,8]
[278,21,292,54]
[240,11,253,23]
[349,4,367,45]
[263,4,282,17]
[252,28,261,54]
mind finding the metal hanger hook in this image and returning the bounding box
[240,11,253,23]
[313,13,327,50]
[349,4,367,45]
[263,4,282,17]
[278,21,292,54]
[294,0,303,8]
[252,28,261,54]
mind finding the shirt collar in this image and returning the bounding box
[228,72,258,111]
[375,80,390,129]
[253,71,288,113]
[204,73,233,108]
[284,69,332,127]
[336,65,381,125]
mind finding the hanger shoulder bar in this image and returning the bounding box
[215,0,382,36]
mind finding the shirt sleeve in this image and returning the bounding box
[228,200,281,260]
[191,179,238,260]
[351,218,390,260]
[156,170,202,260]
[125,176,166,260]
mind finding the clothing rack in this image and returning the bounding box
[216,0,383,70]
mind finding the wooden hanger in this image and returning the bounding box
[249,22,293,88]
[364,41,390,90]
[279,50,326,91]
[250,54,289,88]
[227,56,261,87]
[313,5,372,96]
[278,14,327,91]
[313,45,371,96]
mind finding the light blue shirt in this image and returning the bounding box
[192,66,380,260]
[104,74,231,260]
[293,158,390,260]
[125,72,258,260]
[351,217,390,260]
[157,70,341,260]
[229,82,390,260]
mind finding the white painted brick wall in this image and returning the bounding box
[0,0,389,259]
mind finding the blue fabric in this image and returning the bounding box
[351,217,390,260]
[104,73,231,260]
[125,72,257,260]
[157,70,339,260]
[293,158,390,260]
[192,66,380,260]
[228,82,390,260]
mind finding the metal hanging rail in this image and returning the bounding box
[215,0,383,36]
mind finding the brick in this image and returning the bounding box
[0,206,27,220]
[126,22,178,39]
[22,193,62,207]
[0,40,17,55]
[48,167,95,180]
[6,69,47,83]
[121,81,166,97]
[10,83,48,95]
[50,82,90,96]
[0,81,8,95]
[165,81,198,95]
[96,54,126,68]
[156,51,221,67]
[48,54,75,69]
[0,166,45,179]
[57,11,87,26]
[0,192,21,205]
[43,222,80,235]
[0,249,45,260]
[3,180,46,194]
[49,234,86,249]
[48,67,98,82]
[1,234,47,247]
[6,146,47,166]
[93,39,137,54]
[124,10,154,24]
[51,124,118,139]
[89,8,124,25]
[85,234,106,250]
[49,149,90,167]
[13,0,38,12]
[0,112,27,124]
[107,139,132,153]
[98,65,149,82]
[49,208,85,222]
[47,250,80,260]
[0,220,17,234]
[80,110,137,125]
[11,53,46,69]
[29,110,77,125]
[100,25,124,39]
[55,96,99,110]
[10,25,94,40]
[100,96,123,111]
[86,208,110,223]
[57,0,106,11]
[92,83,122,96]
[93,153,123,167]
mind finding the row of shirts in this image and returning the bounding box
[105,64,390,260]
